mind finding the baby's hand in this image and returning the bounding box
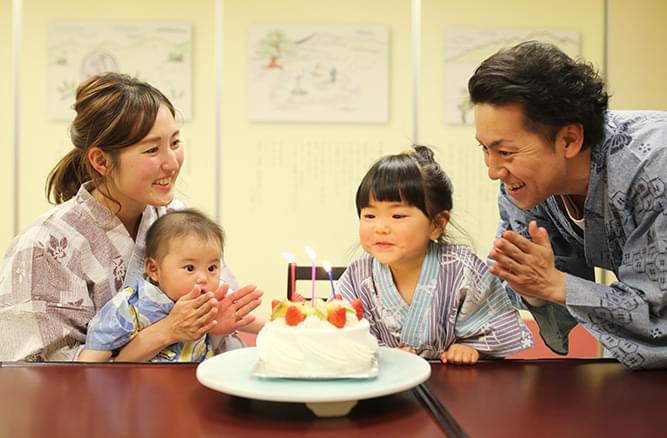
[167,285,219,342]
[440,343,479,365]
[398,343,416,354]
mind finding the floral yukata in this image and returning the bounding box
[0,182,182,360]
[497,110,667,369]
[338,242,533,359]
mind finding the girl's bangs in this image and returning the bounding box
[356,156,427,213]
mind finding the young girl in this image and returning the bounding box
[338,145,533,364]
[0,73,261,361]
[80,209,243,362]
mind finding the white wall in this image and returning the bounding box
[1,0,665,314]
[419,0,605,256]
[220,0,413,303]
[608,0,667,110]
[1,0,13,248]
[16,0,219,225]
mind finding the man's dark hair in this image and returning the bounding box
[468,40,608,148]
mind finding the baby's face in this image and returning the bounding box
[152,234,222,301]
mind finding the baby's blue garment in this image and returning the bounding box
[496,110,667,369]
[84,279,213,362]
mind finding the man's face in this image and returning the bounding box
[474,103,567,210]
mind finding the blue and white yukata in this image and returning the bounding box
[338,242,533,359]
[84,279,213,362]
[496,110,667,369]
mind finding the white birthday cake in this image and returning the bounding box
[255,296,379,376]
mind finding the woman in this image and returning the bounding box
[0,73,261,361]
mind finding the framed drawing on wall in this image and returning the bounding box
[47,21,192,121]
[248,25,389,123]
[443,28,580,125]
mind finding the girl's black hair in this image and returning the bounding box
[356,145,453,224]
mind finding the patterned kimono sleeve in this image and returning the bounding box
[0,231,96,361]
[566,149,667,370]
[495,188,584,355]
[84,288,139,351]
[453,261,533,357]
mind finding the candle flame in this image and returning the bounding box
[305,245,316,260]
[282,251,295,263]
[322,260,332,273]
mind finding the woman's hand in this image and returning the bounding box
[207,283,263,335]
[488,220,566,305]
[440,343,479,365]
[163,285,219,344]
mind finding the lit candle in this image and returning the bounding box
[282,251,296,301]
[322,260,335,297]
[305,245,317,306]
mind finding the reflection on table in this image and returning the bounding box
[0,362,440,438]
[428,358,665,437]
[1,357,664,438]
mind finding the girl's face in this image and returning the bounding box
[104,105,183,218]
[145,233,221,302]
[359,196,443,272]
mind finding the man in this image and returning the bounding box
[468,40,667,369]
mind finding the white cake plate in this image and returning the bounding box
[196,346,431,417]
[252,353,379,379]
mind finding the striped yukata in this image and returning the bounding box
[338,242,533,359]
[84,279,213,362]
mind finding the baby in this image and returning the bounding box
[79,208,231,362]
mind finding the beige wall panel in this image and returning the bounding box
[8,0,664,315]
[420,0,605,257]
[221,0,413,307]
[0,0,14,253]
[608,0,667,110]
[17,0,217,236]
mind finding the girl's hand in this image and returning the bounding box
[398,343,416,354]
[440,344,479,365]
[207,283,263,335]
[164,285,219,343]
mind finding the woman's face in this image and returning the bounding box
[106,105,183,216]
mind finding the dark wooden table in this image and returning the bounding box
[426,358,664,438]
[1,359,664,438]
[0,362,442,438]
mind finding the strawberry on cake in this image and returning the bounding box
[255,295,379,377]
